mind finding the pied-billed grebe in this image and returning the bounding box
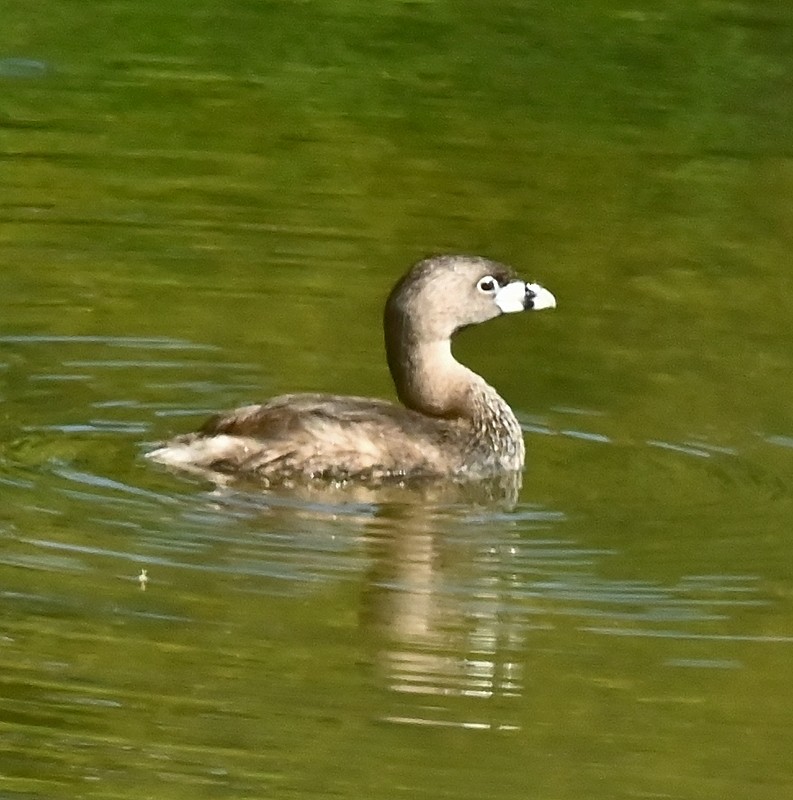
[147,255,555,484]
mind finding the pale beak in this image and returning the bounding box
[495,280,556,313]
[525,282,556,311]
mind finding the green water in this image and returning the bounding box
[2,1,793,797]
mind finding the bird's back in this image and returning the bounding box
[148,393,464,484]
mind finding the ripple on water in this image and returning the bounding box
[0,332,788,749]
[0,57,51,79]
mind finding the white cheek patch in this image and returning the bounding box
[525,283,556,311]
[494,280,529,313]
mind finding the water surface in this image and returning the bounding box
[2,1,793,798]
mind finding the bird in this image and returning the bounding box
[146,254,555,486]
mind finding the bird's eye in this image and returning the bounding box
[477,276,497,294]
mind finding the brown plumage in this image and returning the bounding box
[146,255,555,485]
